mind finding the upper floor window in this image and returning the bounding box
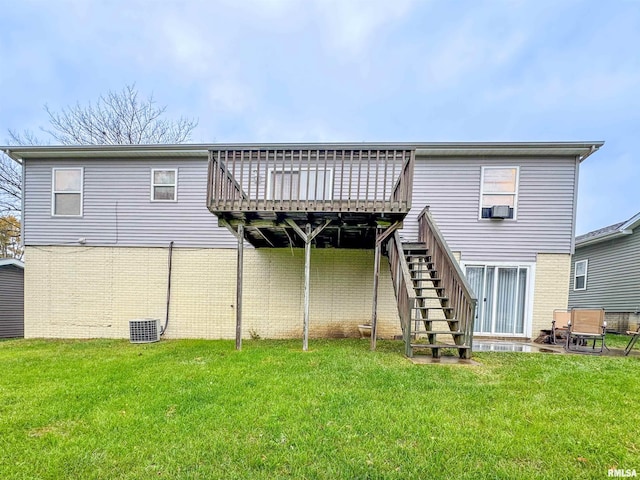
[574,259,588,291]
[480,166,519,219]
[151,169,177,202]
[52,168,83,216]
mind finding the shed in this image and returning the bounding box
[0,259,24,338]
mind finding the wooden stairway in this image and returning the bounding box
[403,242,472,359]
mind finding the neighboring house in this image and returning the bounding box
[0,258,24,338]
[3,142,602,356]
[569,211,640,333]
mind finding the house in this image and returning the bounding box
[568,211,640,333]
[0,258,24,338]
[3,141,603,357]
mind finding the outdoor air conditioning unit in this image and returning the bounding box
[129,318,161,343]
[489,205,510,219]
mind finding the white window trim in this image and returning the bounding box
[51,167,84,217]
[479,166,520,220]
[266,167,334,201]
[461,260,536,339]
[574,259,588,291]
[151,168,178,202]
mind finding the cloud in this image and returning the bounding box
[421,20,528,88]
[312,0,418,56]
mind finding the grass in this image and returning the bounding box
[0,338,638,479]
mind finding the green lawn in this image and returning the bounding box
[1,338,638,479]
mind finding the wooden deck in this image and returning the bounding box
[207,148,414,248]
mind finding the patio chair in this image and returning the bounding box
[566,308,608,353]
[624,324,640,356]
[551,310,571,344]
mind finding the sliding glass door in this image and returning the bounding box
[466,265,528,335]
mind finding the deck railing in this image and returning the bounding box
[208,149,414,213]
[388,231,416,357]
[417,207,477,349]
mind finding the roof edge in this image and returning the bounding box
[3,141,605,161]
[576,211,640,248]
[0,258,24,269]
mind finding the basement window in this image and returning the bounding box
[151,169,177,202]
[480,166,519,219]
[574,259,588,291]
[52,168,83,216]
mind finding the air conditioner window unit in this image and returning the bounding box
[129,318,161,343]
[490,205,510,219]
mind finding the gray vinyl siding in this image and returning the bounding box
[0,265,24,338]
[23,154,579,258]
[400,155,579,262]
[23,157,238,248]
[568,228,640,312]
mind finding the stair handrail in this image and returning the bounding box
[387,231,416,357]
[417,207,477,349]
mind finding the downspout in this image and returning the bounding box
[161,241,174,336]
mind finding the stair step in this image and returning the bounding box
[403,243,428,251]
[411,343,471,350]
[412,331,464,335]
[412,277,442,283]
[414,286,445,290]
[412,318,459,323]
[414,296,448,300]
[409,267,437,273]
[413,306,454,311]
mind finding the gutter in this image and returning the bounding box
[2,141,606,160]
[577,144,601,163]
[3,149,22,164]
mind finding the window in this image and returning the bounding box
[268,169,332,201]
[466,264,530,336]
[151,169,177,201]
[480,166,519,219]
[574,259,588,291]
[52,168,83,216]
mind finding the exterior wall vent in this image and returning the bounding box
[489,205,510,219]
[129,318,161,343]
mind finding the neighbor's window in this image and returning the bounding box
[151,169,177,201]
[52,168,83,216]
[574,259,588,291]
[480,166,519,219]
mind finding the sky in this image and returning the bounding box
[1,0,638,235]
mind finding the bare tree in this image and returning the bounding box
[8,84,198,146]
[0,154,21,219]
[0,84,198,257]
[0,215,23,259]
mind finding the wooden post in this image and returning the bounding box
[236,224,244,350]
[303,223,311,351]
[371,227,381,351]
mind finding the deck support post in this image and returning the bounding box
[236,223,244,350]
[284,219,331,351]
[371,227,382,351]
[370,221,402,351]
[303,223,311,351]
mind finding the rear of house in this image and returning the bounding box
[569,211,640,333]
[5,141,602,349]
[0,259,24,338]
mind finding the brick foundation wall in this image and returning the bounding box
[604,312,640,334]
[531,253,571,338]
[24,246,402,340]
